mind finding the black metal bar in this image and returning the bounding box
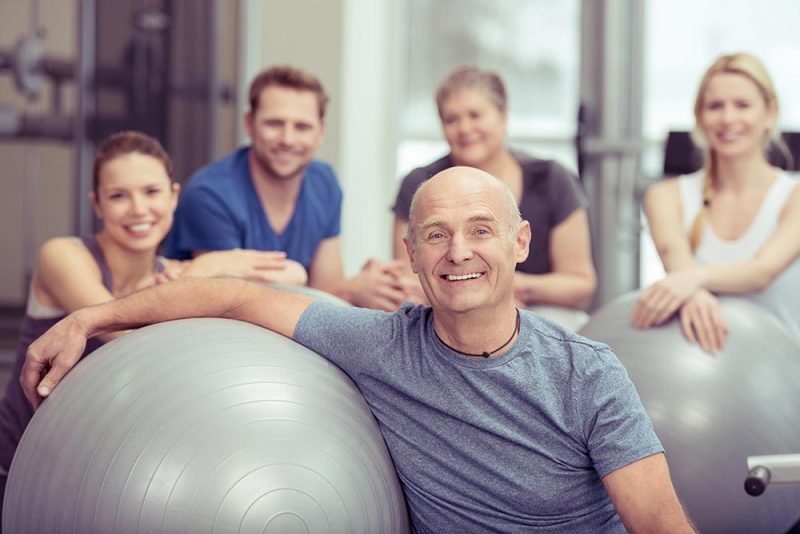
[0,111,73,140]
[74,0,97,236]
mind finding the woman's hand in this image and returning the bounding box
[678,289,728,353]
[632,268,705,328]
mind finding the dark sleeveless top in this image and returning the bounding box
[0,236,163,470]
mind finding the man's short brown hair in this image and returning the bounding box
[248,65,329,119]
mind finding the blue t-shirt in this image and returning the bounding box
[294,302,663,533]
[164,147,342,268]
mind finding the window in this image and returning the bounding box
[396,0,580,178]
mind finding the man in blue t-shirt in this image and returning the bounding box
[164,66,410,311]
[27,167,695,532]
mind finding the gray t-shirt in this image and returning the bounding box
[294,302,663,532]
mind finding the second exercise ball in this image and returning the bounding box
[580,293,800,534]
[4,318,408,534]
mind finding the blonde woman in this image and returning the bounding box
[633,53,800,351]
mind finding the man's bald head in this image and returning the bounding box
[406,166,522,247]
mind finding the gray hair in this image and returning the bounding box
[435,66,507,118]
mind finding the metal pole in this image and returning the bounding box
[579,0,645,307]
[74,0,97,236]
[207,0,219,159]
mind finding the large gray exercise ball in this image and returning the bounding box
[526,305,589,332]
[4,318,408,533]
[580,292,800,534]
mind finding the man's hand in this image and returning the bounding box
[678,289,728,353]
[348,259,411,311]
[21,312,90,409]
[632,269,705,328]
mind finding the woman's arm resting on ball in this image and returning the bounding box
[634,181,708,328]
[697,186,800,293]
[642,180,696,273]
[604,453,696,533]
[22,278,313,408]
[635,182,800,328]
[635,186,800,328]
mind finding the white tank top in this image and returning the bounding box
[678,170,800,341]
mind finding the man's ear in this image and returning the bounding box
[244,111,254,138]
[515,221,531,264]
[403,236,418,273]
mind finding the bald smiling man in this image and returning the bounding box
[26,167,694,532]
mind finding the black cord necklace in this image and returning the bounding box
[435,309,520,359]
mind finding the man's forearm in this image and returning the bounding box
[23,277,314,408]
[74,277,258,339]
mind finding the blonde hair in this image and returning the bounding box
[689,53,786,250]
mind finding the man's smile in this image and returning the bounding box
[442,272,484,281]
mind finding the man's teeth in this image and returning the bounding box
[129,223,152,232]
[445,273,481,281]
